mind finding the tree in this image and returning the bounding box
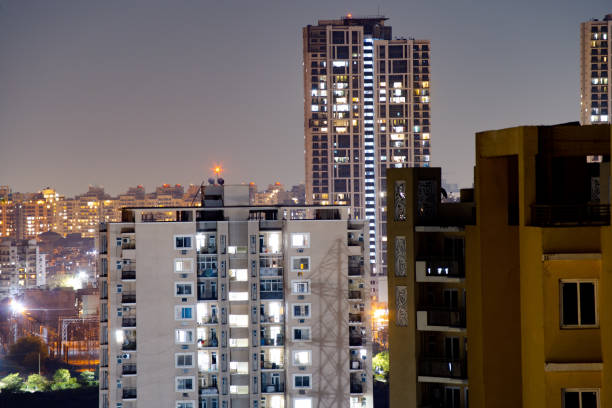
[372,351,389,382]
[0,373,23,392]
[23,374,49,392]
[50,369,79,390]
[77,371,97,387]
[8,336,48,372]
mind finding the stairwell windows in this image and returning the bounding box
[175,376,195,392]
[292,350,312,366]
[560,280,598,328]
[292,327,311,342]
[174,259,193,274]
[174,235,193,249]
[293,374,312,389]
[175,329,195,344]
[292,304,311,319]
[291,257,310,272]
[175,306,194,320]
[175,283,194,297]
[291,280,310,294]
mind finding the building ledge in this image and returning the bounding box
[415,226,464,232]
[545,362,603,372]
[416,311,466,333]
[542,253,601,261]
[417,376,468,385]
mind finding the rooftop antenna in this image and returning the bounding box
[189,164,224,206]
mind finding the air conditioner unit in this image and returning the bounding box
[181,250,188,255]
[122,353,130,359]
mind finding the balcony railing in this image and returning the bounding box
[260,315,283,324]
[261,336,283,347]
[261,360,284,370]
[122,341,137,351]
[200,386,219,395]
[261,383,285,393]
[349,336,366,347]
[199,316,218,325]
[198,290,218,301]
[198,337,219,348]
[350,383,364,394]
[348,266,364,276]
[419,358,466,379]
[260,291,283,300]
[198,246,218,255]
[122,317,136,328]
[349,313,364,323]
[121,294,136,304]
[121,270,136,280]
[260,267,283,277]
[348,290,363,300]
[531,203,610,226]
[122,388,137,400]
[121,242,135,250]
[197,268,218,278]
[420,308,465,328]
[122,364,137,375]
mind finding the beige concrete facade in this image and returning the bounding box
[99,186,372,408]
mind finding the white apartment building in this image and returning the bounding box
[303,15,431,277]
[99,185,372,408]
[0,239,46,300]
[580,14,612,124]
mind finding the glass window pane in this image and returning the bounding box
[579,283,596,325]
[562,283,578,325]
[582,391,598,408]
[564,391,580,408]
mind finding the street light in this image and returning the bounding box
[10,299,25,314]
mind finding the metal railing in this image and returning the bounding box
[261,383,285,393]
[122,364,137,375]
[121,270,136,280]
[122,388,137,399]
[121,294,136,304]
[421,308,465,328]
[419,358,466,379]
[122,317,136,327]
[531,203,610,226]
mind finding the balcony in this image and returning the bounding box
[121,294,136,304]
[122,364,137,375]
[260,315,283,324]
[531,203,610,226]
[122,317,137,328]
[261,359,284,370]
[122,388,137,400]
[199,316,219,325]
[198,336,219,348]
[350,360,364,370]
[350,383,364,394]
[122,341,137,351]
[121,270,136,280]
[416,308,465,332]
[198,245,217,255]
[348,265,364,276]
[121,242,135,250]
[419,358,466,379]
[261,383,285,393]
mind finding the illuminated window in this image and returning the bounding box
[294,397,312,408]
[291,233,310,248]
[292,350,312,366]
[291,280,310,294]
[175,329,195,344]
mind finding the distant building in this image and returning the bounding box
[99,184,373,408]
[580,14,612,124]
[0,239,46,300]
[303,15,431,277]
[252,183,306,206]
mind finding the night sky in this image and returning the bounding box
[0,0,609,196]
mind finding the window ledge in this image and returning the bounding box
[542,253,601,261]
[545,362,603,372]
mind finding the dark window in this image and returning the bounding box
[351,31,358,44]
[389,105,404,117]
[332,31,344,44]
[338,134,350,148]
[393,60,408,73]
[337,46,349,59]
[388,45,403,58]
[338,165,350,177]
[334,180,347,192]
[562,281,597,326]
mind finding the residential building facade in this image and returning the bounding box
[303,15,431,277]
[580,14,612,124]
[0,239,46,300]
[387,167,474,408]
[99,185,372,408]
[388,123,612,408]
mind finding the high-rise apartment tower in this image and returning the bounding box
[580,14,612,124]
[98,185,372,408]
[303,16,431,277]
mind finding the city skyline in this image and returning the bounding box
[1,0,609,196]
